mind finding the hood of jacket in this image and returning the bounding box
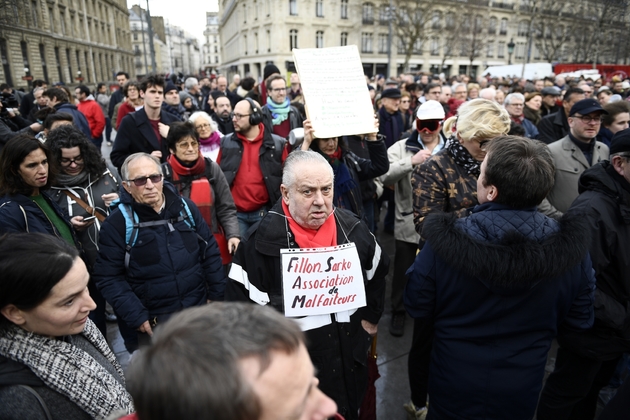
[578,160,630,224]
[422,203,591,291]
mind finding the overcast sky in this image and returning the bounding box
[127,0,219,45]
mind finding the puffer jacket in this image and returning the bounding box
[0,192,76,243]
[93,182,225,330]
[405,203,595,420]
[225,201,389,420]
[561,161,630,359]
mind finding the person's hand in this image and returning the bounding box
[137,321,153,336]
[29,122,43,133]
[70,215,96,231]
[228,237,241,254]
[150,150,162,159]
[101,193,119,207]
[158,122,170,138]
[364,114,380,141]
[301,119,315,150]
[361,320,378,336]
[411,149,432,166]
[7,109,16,118]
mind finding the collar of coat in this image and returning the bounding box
[422,207,591,289]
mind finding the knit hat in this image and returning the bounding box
[263,64,281,81]
[164,81,178,94]
[610,128,630,155]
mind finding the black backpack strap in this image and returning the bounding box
[17,385,53,420]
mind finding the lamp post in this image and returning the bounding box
[507,39,515,65]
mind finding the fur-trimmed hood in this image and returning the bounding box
[422,203,591,291]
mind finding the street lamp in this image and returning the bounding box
[507,39,515,65]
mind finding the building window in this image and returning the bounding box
[515,42,525,59]
[31,0,39,27]
[39,44,48,83]
[267,29,271,52]
[133,32,138,41]
[21,41,30,74]
[59,11,66,35]
[290,29,298,50]
[48,7,54,32]
[377,34,387,53]
[255,32,259,53]
[340,32,348,46]
[54,46,63,83]
[316,0,323,17]
[488,17,497,35]
[445,13,455,29]
[361,32,373,53]
[431,37,440,56]
[379,5,388,25]
[413,38,423,55]
[0,39,13,87]
[316,31,324,48]
[498,42,505,58]
[499,18,508,35]
[340,0,348,19]
[517,20,528,37]
[244,35,248,55]
[362,3,373,24]
[486,41,494,58]
[289,0,297,15]
[254,0,258,20]
[431,12,441,30]
[243,3,247,23]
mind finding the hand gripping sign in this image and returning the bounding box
[281,243,367,317]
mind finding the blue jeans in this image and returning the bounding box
[237,208,268,237]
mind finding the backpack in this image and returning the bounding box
[115,198,205,269]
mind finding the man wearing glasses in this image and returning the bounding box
[261,74,303,139]
[94,152,225,353]
[540,99,610,219]
[218,99,287,236]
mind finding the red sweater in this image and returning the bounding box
[218,124,270,212]
[77,98,105,139]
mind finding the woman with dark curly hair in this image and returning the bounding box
[47,125,122,335]
[0,135,84,242]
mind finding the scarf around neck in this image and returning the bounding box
[167,153,213,227]
[0,319,134,418]
[266,98,291,125]
[282,200,337,248]
[199,131,221,148]
[56,170,90,187]
[445,136,481,176]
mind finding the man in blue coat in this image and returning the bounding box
[93,153,225,352]
[404,135,595,420]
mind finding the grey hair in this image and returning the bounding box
[185,77,198,90]
[282,150,334,188]
[504,93,525,106]
[189,111,219,133]
[479,88,496,101]
[121,152,162,182]
[452,83,466,92]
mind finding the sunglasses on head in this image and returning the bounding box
[417,119,441,132]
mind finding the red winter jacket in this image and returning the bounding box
[77,96,106,139]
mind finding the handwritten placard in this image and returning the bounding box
[292,45,377,138]
[281,243,367,317]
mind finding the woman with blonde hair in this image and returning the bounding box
[405,98,511,419]
[467,83,480,100]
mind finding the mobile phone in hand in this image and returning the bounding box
[83,215,97,222]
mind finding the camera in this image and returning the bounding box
[0,92,18,110]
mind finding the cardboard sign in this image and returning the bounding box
[281,243,367,317]
[292,45,377,139]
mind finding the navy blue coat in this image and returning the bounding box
[404,203,595,420]
[93,183,225,330]
[55,103,92,140]
[0,192,75,241]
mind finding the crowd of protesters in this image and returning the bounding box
[0,65,629,420]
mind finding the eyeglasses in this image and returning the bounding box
[271,87,287,93]
[60,156,84,166]
[126,174,163,187]
[573,115,604,124]
[417,119,441,132]
[176,140,199,149]
[231,112,251,120]
[477,140,490,151]
[195,124,212,130]
[508,103,524,107]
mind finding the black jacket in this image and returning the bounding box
[160,102,185,122]
[108,89,124,119]
[211,113,234,135]
[219,128,286,207]
[225,202,389,419]
[562,161,630,359]
[538,111,569,144]
[110,107,180,171]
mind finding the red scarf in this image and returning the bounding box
[511,114,525,124]
[282,200,337,248]
[167,153,212,227]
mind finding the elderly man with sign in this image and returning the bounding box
[225,150,389,420]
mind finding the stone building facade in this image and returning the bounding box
[218,0,629,80]
[129,6,170,77]
[0,0,134,89]
[202,12,221,74]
